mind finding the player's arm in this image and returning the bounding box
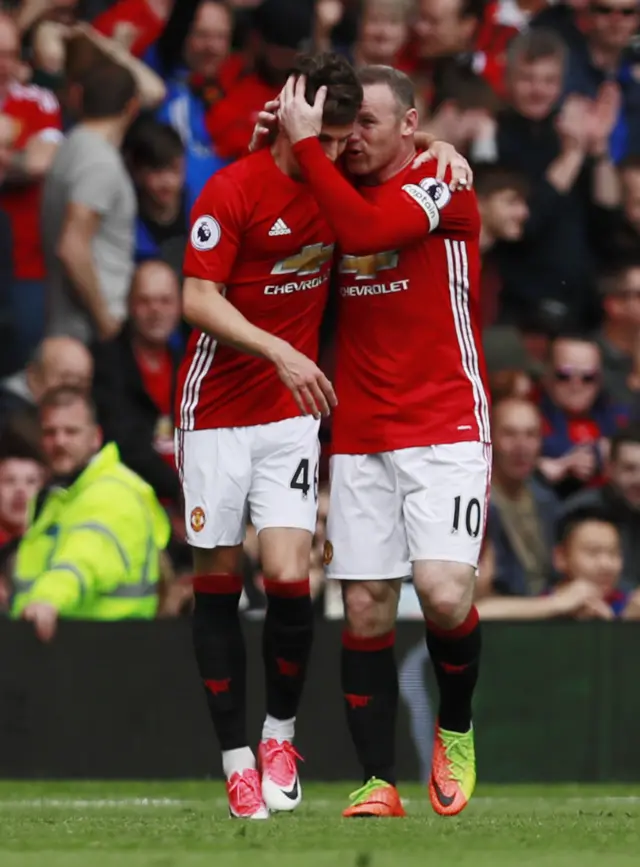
[184,184,336,419]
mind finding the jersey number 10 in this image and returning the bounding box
[452,495,482,537]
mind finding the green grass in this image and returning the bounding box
[0,781,639,866]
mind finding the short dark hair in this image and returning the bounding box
[474,164,529,200]
[611,424,640,461]
[0,427,45,466]
[39,386,97,424]
[431,61,501,114]
[556,506,619,546]
[81,61,137,120]
[124,116,185,171]
[507,28,566,71]
[294,52,363,127]
[618,154,640,174]
[358,64,415,112]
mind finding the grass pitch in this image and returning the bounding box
[0,781,639,866]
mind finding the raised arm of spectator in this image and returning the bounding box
[76,24,166,109]
[13,0,52,35]
[589,83,622,210]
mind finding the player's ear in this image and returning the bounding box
[402,107,419,138]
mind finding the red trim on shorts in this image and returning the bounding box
[426,605,479,639]
[341,629,396,652]
[263,578,310,598]
[193,573,243,594]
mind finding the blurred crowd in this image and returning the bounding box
[2,0,640,627]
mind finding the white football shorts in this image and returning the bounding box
[176,416,320,548]
[325,441,492,580]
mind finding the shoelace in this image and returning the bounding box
[348,777,388,805]
[262,740,303,787]
[441,735,470,785]
[228,770,264,811]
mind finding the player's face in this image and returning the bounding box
[492,401,542,483]
[610,442,640,508]
[587,0,640,51]
[318,123,355,163]
[0,459,44,532]
[130,274,181,345]
[509,57,563,122]
[138,158,185,208]
[346,83,407,176]
[359,3,408,64]
[41,401,101,478]
[481,188,529,241]
[559,521,622,590]
[547,340,602,415]
[621,168,640,233]
[0,20,19,89]
[185,1,232,79]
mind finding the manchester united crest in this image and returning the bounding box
[323,540,334,566]
[190,506,206,533]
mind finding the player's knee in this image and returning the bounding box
[414,562,475,629]
[192,545,243,576]
[342,580,399,637]
[259,528,313,583]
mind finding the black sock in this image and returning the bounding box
[192,573,247,751]
[426,606,481,734]
[262,578,314,723]
[341,630,398,786]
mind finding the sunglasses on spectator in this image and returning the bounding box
[590,3,639,14]
[554,369,599,384]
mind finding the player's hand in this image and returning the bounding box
[22,602,58,643]
[278,75,326,145]
[271,339,337,419]
[249,98,280,152]
[412,141,473,191]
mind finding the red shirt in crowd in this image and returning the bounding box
[397,16,518,100]
[93,0,166,58]
[176,147,335,430]
[0,82,62,280]
[205,55,280,161]
[291,138,490,454]
[136,348,175,470]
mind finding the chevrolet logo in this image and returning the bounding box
[271,243,335,277]
[339,250,399,279]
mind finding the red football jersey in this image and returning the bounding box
[0,83,62,280]
[292,138,491,454]
[93,0,166,58]
[176,148,335,430]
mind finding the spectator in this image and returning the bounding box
[537,334,624,498]
[93,0,174,59]
[601,155,640,257]
[479,506,631,618]
[0,204,13,378]
[12,386,171,641]
[563,425,640,587]
[397,0,518,99]
[125,117,199,271]
[0,335,93,425]
[205,0,315,160]
[494,28,621,329]
[537,0,640,159]
[0,12,63,371]
[596,260,640,406]
[553,507,630,617]
[325,0,411,68]
[155,0,231,187]
[92,260,182,505]
[475,164,529,326]
[488,397,560,596]
[0,443,45,548]
[42,62,139,345]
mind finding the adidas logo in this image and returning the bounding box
[269,218,291,236]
